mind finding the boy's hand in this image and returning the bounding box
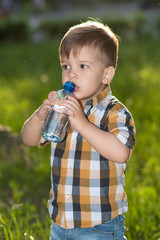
[59,96,88,131]
[21,91,58,146]
[36,91,57,121]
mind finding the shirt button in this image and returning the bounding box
[66,194,71,200]
[68,167,72,174]
[71,140,76,146]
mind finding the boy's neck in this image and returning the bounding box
[81,84,110,107]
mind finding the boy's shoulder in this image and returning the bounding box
[102,94,134,121]
[103,94,129,112]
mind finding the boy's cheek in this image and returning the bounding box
[62,78,68,86]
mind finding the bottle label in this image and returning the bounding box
[53,104,67,113]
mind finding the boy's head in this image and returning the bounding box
[59,20,119,69]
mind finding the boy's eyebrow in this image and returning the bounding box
[61,60,93,64]
[60,59,70,63]
[79,60,93,64]
[60,60,68,65]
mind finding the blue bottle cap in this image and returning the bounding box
[63,81,75,93]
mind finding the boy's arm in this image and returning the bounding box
[21,91,56,146]
[21,110,44,146]
[79,121,130,163]
[60,96,134,163]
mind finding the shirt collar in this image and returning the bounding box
[85,85,112,108]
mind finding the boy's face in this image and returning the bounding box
[60,46,109,105]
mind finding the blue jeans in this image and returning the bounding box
[50,215,127,240]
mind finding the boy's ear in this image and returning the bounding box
[103,66,115,84]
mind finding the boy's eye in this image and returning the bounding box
[62,65,70,70]
[80,64,88,69]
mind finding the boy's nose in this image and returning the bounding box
[68,68,78,80]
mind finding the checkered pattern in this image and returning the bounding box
[43,86,135,229]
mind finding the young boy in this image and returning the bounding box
[21,20,135,240]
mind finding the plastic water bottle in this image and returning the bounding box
[41,81,75,143]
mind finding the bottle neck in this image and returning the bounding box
[63,81,75,93]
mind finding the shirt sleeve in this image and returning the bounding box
[107,105,135,157]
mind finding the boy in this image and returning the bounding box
[21,20,135,239]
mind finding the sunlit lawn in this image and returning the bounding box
[0,36,160,239]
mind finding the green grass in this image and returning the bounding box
[0,37,160,239]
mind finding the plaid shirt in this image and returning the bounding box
[40,86,135,229]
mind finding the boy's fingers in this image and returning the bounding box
[41,104,50,111]
[60,98,80,109]
[48,91,56,98]
[67,96,79,104]
[65,107,77,117]
[43,98,56,106]
[60,102,78,114]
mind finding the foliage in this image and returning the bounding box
[0,11,160,42]
[34,13,160,40]
[0,36,160,239]
[0,18,29,42]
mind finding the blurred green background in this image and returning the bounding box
[0,0,160,239]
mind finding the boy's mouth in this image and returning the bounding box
[74,85,79,92]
